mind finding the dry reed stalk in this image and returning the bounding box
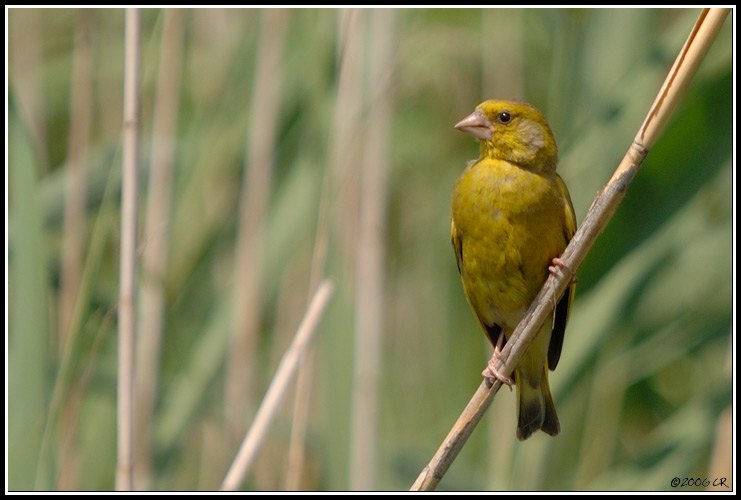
[59,10,92,347]
[57,11,94,489]
[116,7,141,492]
[285,348,315,490]
[9,8,49,173]
[410,7,730,492]
[134,8,186,490]
[329,9,364,273]
[349,8,395,491]
[323,8,366,491]
[286,13,341,487]
[226,7,288,441]
[221,280,336,491]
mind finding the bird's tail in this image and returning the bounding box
[516,368,560,440]
[514,329,561,440]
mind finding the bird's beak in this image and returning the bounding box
[454,109,492,141]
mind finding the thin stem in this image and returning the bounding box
[349,7,395,491]
[220,280,336,491]
[59,9,92,348]
[57,9,93,490]
[226,7,288,441]
[135,8,185,490]
[116,7,140,492]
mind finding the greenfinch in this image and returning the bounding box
[451,99,576,440]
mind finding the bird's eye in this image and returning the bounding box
[497,111,512,123]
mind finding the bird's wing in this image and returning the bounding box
[451,218,463,275]
[548,174,577,370]
[452,216,504,347]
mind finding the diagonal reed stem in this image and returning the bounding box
[220,280,336,491]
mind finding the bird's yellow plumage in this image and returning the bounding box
[451,99,576,440]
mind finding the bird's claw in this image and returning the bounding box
[549,257,578,284]
[482,332,513,389]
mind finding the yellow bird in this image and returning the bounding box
[451,99,576,440]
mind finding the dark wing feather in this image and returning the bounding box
[548,290,571,369]
[451,218,463,274]
[548,174,577,370]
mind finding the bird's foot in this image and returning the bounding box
[548,257,578,284]
[482,332,513,389]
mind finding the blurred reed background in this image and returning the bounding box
[7,7,733,491]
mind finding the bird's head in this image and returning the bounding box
[454,99,558,171]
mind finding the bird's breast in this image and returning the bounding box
[451,158,567,328]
